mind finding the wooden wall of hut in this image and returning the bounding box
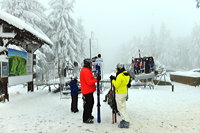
[170,74,200,87]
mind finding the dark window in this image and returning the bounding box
[3,24,13,33]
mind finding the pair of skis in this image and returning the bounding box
[96,64,101,123]
[96,64,117,124]
[96,78,117,124]
[111,82,117,124]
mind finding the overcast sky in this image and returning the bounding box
[43,0,200,73]
[73,0,200,72]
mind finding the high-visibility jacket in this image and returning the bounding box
[80,67,98,95]
[112,71,130,94]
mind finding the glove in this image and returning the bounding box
[82,96,86,104]
[109,75,116,81]
[97,75,101,81]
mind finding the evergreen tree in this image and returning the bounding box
[196,0,200,8]
[48,0,83,67]
[190,24,200,68]
[146,26,158,57]
[76,19,87,64]
[1,0,52,33]
[48,0,77,63]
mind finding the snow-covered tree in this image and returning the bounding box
[156,24,172,64]
[1,0,52,34]
[196,0,200,8]
[129,36,143,58]
[190,24,200,68]
[117,42,130,64]
[48,0,83,67]
[146,27,158,56]
[76,19,87,63]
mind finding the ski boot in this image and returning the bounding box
[118,120,130,128]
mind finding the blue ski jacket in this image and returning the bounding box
[69,80,79,97]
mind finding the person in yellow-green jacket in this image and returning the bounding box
[110,63,131,128]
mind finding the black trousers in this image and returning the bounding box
[83,92,94,122]
[71,96,78,112]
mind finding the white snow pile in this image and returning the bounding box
[0,81,200,133]
[170,69,200,77]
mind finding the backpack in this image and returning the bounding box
[107,89,118,112]
[107,89,114,107]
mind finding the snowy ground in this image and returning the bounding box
[0,82,200,133]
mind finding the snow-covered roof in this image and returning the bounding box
[0,10,53,46]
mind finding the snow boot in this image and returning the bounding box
[83,118,94,124]
[89,115,94,119]
[118,120,130,128]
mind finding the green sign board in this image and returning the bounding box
[8,48,27,76]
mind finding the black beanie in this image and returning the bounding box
[83,58,92,68]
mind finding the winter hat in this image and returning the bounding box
[116,63,125,73]
[83,58,92,68]
[116,63,124,69]
[71,76,77,80]
[84,58,91,65]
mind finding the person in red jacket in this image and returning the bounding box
[80,58,101,123]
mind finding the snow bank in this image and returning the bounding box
[0,82,200,133]
[170,70,200,77]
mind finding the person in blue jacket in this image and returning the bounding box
[69,76,79,113]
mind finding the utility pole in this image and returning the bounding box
[89,32,94,59]
[89,37,91,59]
